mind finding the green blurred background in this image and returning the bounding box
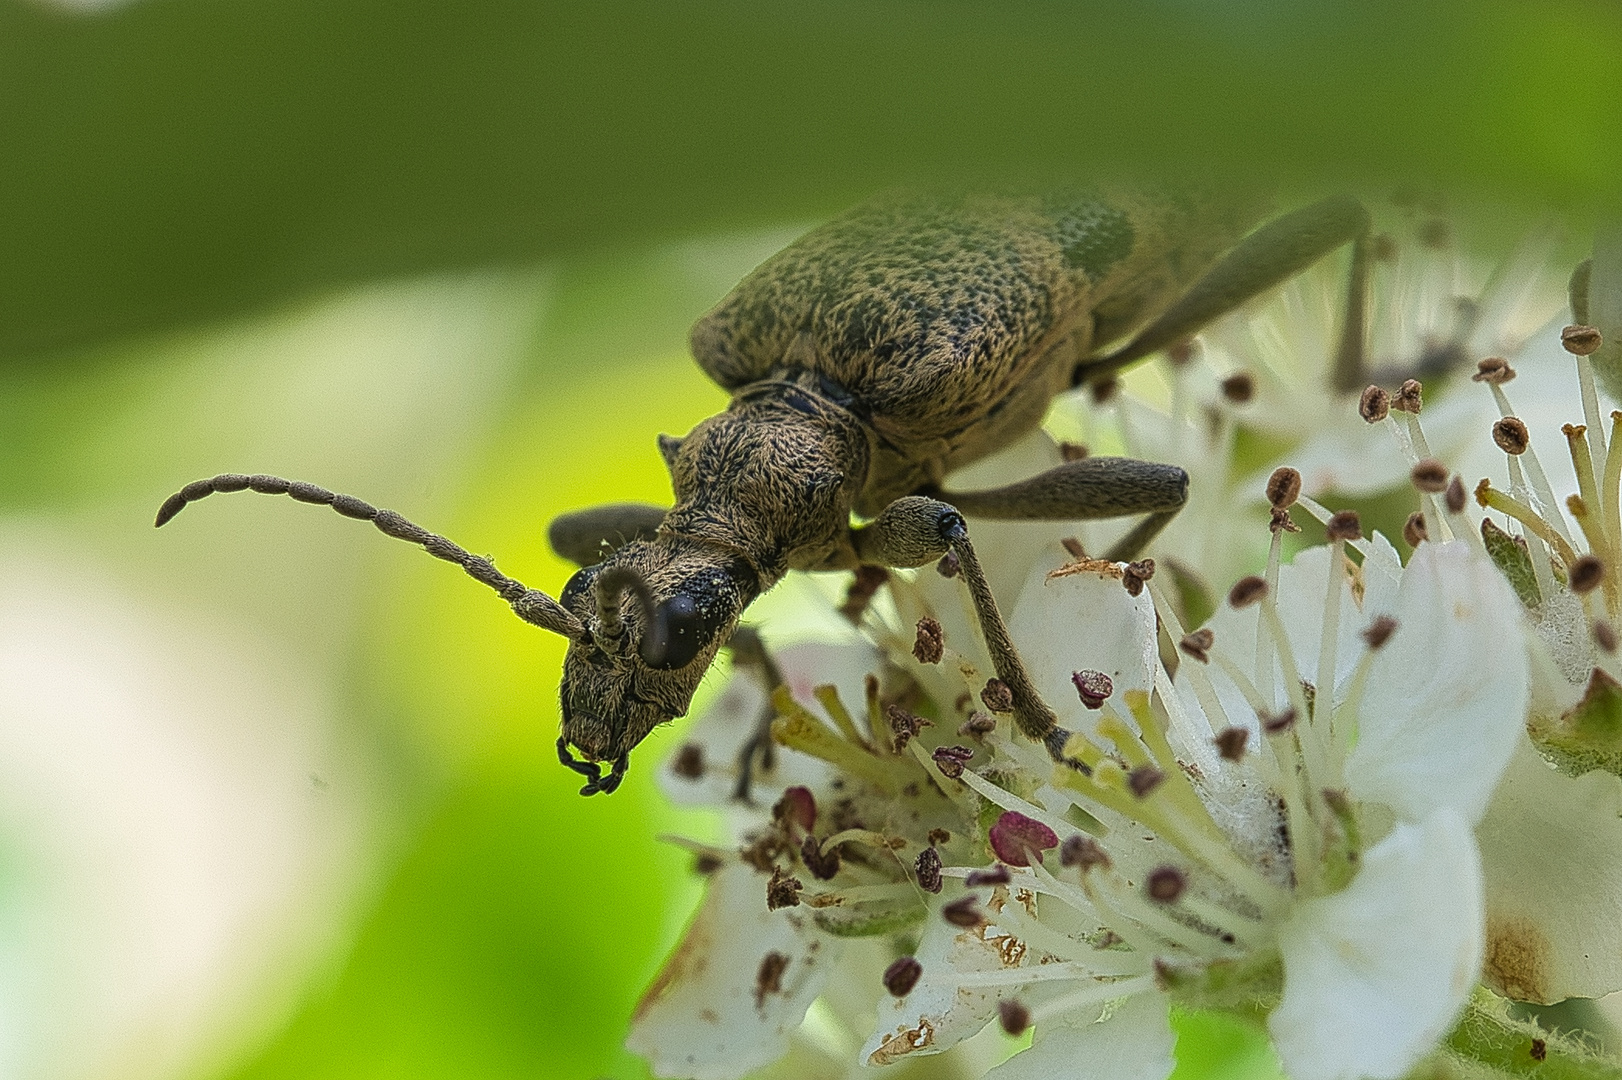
[0,2,1618,1079]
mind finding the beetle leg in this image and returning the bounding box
[1073,194,1372,390]
[547,502,668,567]
[727,625,785,803]
[854,497,1087,769]
[936,456,1187,561]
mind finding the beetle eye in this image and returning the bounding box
[646,593,724,670]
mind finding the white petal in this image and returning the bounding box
[627,860,841,1080]
[1269,809,1482,1080]
[986,991,1175,1080]
[1006,558,1159,736]
[862,902,1032,1065]
[1346,540,1529,825]
[1478,738,1622,1003]
[658,640,879,810]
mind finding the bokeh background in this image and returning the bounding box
[2,2,1619,1079]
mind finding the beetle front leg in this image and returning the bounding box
[547,502,668,566]
[853,497,1083,765]
[727,625,785,803]
[937,456,1187,561]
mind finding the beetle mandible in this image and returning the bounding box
[156,188,1374,795]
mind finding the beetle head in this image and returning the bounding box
[555,535,760,795]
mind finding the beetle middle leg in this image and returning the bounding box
[936,456,1188,561]
[1073,194,1373,392]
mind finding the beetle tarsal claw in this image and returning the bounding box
[557,736,605,794]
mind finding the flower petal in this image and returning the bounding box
[1345,540,1529,825]
[1269,809,1482,1080]
[985,991,1175,1080]
[627,860,841,1080]
[1478,738,1622,1003]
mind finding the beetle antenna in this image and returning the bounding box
[155,473,584,640]
[594,564,669,665]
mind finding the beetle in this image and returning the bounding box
[156,187,1373,795]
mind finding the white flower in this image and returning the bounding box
[864,531,1527,1080]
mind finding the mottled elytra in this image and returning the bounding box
[157,188,1375,796]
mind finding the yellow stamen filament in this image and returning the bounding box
[812,684,869,748]
[1476,482,1579,568]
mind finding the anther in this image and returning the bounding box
[1127,764,1165,797]
[694,851,723,875]
[1090,376,1121,405]
[1179,628,1214,664]
[965,864,1013,887]
[800,835,842,880]
[1146,866,1187,903]
[671,742,705,779]
[1493,417,1530,456]
[1325,510,1363,541]
[980,678,1015,714]
[1071,669,1113,709]
[1531,1038,1548,1063]
[754,951,790,1009]
[1418,218,1450,249]
[928,828,951,845]
[959,712,997,737]
[773,786,817,833]
[1562,324,1604,356]
[1059,834,1110,871]
[1473,357,1518,384]
[914,847,944,894]
[1271,506,1301,535]
[1061,536,1087,559]
[1371,233,1398,261]
[1362,615,1399,650]
[1359,385,1390,423]
[1570,555,1606,595]
[1445,476,1467,515]
[1266,467,1302,510]
[935,550,961,578]
[931,745,975,779]
[887,705,932,750]
[941,895,984,927]
[989,811,1059,867]
[1391,379,1424,414]
[1410,459,1449,493]
[998,999,1031,1037]
[912,616,945,664]
[1214,726,1249,762]
[1228,576,1268,608]
[1595,620,1619,655]
[1221,371,1256,405]
[1261,706,1298,734]
[1060,441,1090,462]
[1168,338,1201,366]
[1122,558,1156,597]
[883,956,923,997]
[766,867,803,911]
[1404,511,1428,547]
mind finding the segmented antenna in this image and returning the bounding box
[154,474,583,639]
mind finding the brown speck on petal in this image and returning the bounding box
[1493,416,1530,455]
[1179,628,1214,664]
[1563,324,1604,356]
[928,828,952,846]
[1473,357,1517,384]
[965,864,1012,887]
[1229,576,1268,608]
[1266,467,1302,509]
[931,745,975,779]
[1146,866,1186,903]
[1362,615,1399,650]
[1404,511,1428,547]
[1445,475,1467,515]
[1410,459,1449,493]
[766,867,803,911]
[936,550,961,578]
[1359,384,1390,423]
[1261,706,1298,734]
[1071,669,1113,709]
[1325,510,1363,541]
[1214,726,1249,762]
[1220,371,1256,405]
[998,999,1031,1036]
[941,895,984,927]
[755,951,790,1009]
[1060,441,1090,462]
[980,679,1015,714]
[801,835,842,880]
[914,846,943,894]
[989,811,1059,867]
[1127,764,1165,797]
[1122,558,1156,597]
[1595,620,1619,655]
[671,742,705,780]
[882,956,922,998]
[1531,1039,1547,1062]
[1391,378,1424,413]
[1059,834,1110,871]
[1571,555,1606,595]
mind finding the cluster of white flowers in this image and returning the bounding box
[625,204,1622,1080]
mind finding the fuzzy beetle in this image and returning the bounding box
[157,188,1373,794]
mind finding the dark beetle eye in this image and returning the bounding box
[647,593,724,670]
[559,565,597,611]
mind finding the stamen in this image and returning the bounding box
[1475,481,1579,568]
[912,616,945,664]
[772,687,905,791]
[1563,326,1609,475]
[1072,669,1114,709]
[1404,511,1428,547]
[1146,866,1187,903]
[1215,726,1249,761]
[998,999,1031,1036]
[915,847,944,893]
[1494,417,1530,456]
[1359,385,1391,423]
[812,684,869,748]
[1027,975,1158,1026]
[883,956,922,997]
